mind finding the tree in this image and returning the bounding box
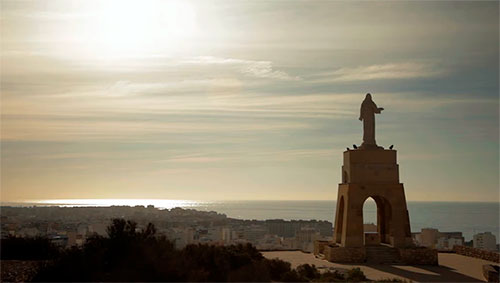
[296,264,320,280]
[33,219,296,282]
[346,267,367,282]
[267,258,292,281]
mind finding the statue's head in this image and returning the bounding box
[365,93,372,101]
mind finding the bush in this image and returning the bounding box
[176,243,268,281]
[375,278,410,282]
[346,267,367,282]
[0,236,60,260]
[264,258,292,281]
[296,264,321,280]
[315,270,345,282]
[280,270,308,282]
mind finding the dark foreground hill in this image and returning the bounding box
[2,219,371,282]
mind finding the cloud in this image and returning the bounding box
[149,148,339,166]
[3,11,94,20]
[240,61,299,80]
[0,115,311,142]
[107,79,242,96]
[156,153,230,164]
[311,62,446,82]
[398,153,450,161]
[0,54,301,100]
[182,56,300,81]
[3,90,495,143]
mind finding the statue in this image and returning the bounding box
[359,93,384,149]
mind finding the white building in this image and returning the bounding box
[256,234,282,250]
[419,228,439,248]
[205,227,222,242]
[221,227,232,244]
[473,232,497,251]
[414,228,464,250]
[282,237,297,250]
[296,227,321,252]
[448,237,464,249]
[18,227,40,237]
[437,236,463,250]
[243,225,268,244]
[167,227,195,249]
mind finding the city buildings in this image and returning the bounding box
[412,228,464,250]
[0,206,332,253]
[473,232,497,251]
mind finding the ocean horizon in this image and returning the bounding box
[3,199,499,242]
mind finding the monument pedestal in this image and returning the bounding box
[315,148,437,265]
[334,149,413,248]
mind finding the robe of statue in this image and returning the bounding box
[359,93,383,147]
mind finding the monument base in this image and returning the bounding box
[323,244,366,263]
[398,247,439,265]
[317,241,439,265]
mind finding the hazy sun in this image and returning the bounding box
[79,0,197,58]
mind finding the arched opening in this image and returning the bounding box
[363,197,377,232]
[335,196,345,244]
[362,196,393,246]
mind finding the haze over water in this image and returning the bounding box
[6,199,498,243]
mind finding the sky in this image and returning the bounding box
[1,0,499,202]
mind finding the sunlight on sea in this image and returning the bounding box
[36,199,208,209]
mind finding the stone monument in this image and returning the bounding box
[314,93,438,265]
[359,93,384,150]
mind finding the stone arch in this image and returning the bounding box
[362,195,393,245]
[335,196,345,244]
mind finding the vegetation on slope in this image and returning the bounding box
[3,219,376,282]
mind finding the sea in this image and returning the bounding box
[2,199,499,242]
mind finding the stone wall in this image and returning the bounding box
[324,244,365,263]
[453,245,500,263]
[313,240,330,255]
[398,247,438,265]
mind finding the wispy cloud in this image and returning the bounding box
[107,79,242,96]
[182,56,300,81]
[143,148,340,166]
[311,62,446,82]
[2,11,95,20]
[3,89,496,142]
[0,116,312,141]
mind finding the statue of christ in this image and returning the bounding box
[359,93,384,148]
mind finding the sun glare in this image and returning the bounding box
[78,0,197,58]
[37,199,205,209]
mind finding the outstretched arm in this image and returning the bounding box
[373,102,384,113]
